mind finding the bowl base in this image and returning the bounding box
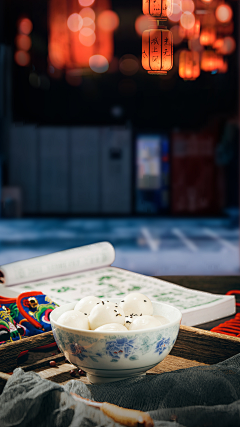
[87,372,146,384]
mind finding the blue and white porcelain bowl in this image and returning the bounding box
[50,299,182,384]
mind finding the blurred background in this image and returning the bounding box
[0,0,239,275]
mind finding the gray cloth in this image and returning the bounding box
[1,354,240,427]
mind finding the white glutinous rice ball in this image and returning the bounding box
[124,315,137,330]
[74,295,100,316]
[95,323,128,332]
[154,315,169,325]
[57,310,89,330]
[119,293,153,316]
[128,315,162,331]
[88,301,125,330]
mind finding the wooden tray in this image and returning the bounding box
[1,325,240,393]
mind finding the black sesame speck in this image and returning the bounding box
[84,313,87,315]
[144,300,147,302]
[140,314,142,316]
[114,310,117,312]
[126,320,131,323]
[121,300,124,302]
[102,301,104,305]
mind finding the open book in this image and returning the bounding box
[0,242,236,327]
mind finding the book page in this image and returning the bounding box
[12,266,235,326]
[0,242,115,286]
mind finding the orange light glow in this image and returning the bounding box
[78,0,95,6]
[97,10,119,31]
[179,50,200,80]
[79,7,95,21]
[200,26,216,46]
[218,59,228,73]
[89,54,109,73]
[217,36,236,55]
[201,0,213,3]
[135,15,156,36]
[180,12,195,30]
[142,28,173,74]
[201,50,219,72]
[181,0,194,13]
[119,54,139,76]
[48,0,114,70]
[168,1,182,22]
[215,4,233,24]
[15,34,32,51]
[18,18,33,35]
[79,28,96,46]
[142,0,173,20]
[67,13,83,32]
[14,50,30,66]
[181,18,200,40]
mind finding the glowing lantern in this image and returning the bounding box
[48,0,115,70]
[142,0,173,20]
[215,4,233,24]
[180,18,200,39]
[179,50,200,80]
[201,50,222,72]
[200,26,216,46]
[142,27,173,74]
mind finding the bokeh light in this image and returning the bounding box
[14,50,30,66]
[67,13,83,32]
[181,0,194,13]
[201,0,213,3]
[18,18,33,35]
[119,54,139,76]
[218,36,236,55]
[171,25,184,45]
[180,12,195,29]
[97,10,119,32]
[168,2,182,22]
[79,8,95,21]
[135,15,156,36]
[79,27,96,46]
[215,4,233,24]
[89,55,109,73]
[78,0,95,6]
[82,16,94,27]
[15,34,32,51]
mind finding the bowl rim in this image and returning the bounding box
[50,299,182,335]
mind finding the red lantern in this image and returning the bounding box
[48,0,115,70]
[179,50,200,80]
[142,0,173,20]
[142,27,173,74]
[200,26,216,46]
